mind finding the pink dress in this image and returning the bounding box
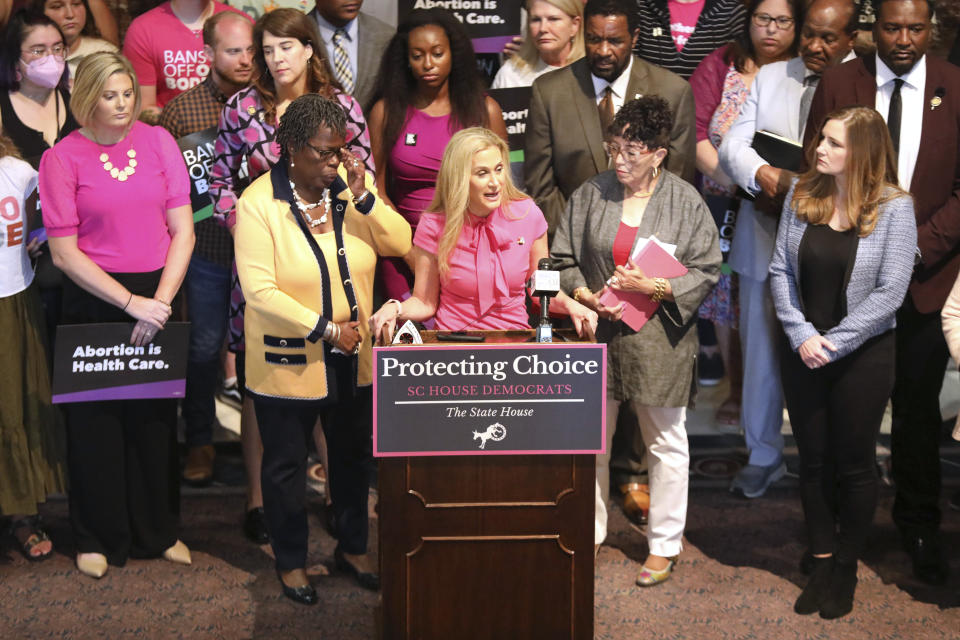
[381,108,458,301]
[414,199,548,331]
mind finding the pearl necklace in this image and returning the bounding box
[289,180,329,228]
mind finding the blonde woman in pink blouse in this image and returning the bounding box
[40,52,194,579]
[369,127,596,341]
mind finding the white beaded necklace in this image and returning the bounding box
[92,129,137,182]
[289,179,329,228]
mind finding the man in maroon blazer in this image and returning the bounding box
[805,0,959,585]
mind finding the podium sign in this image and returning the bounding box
[373,343,606,456]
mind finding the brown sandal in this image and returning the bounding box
[9,516,53,562]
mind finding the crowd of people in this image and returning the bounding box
[0,0,957,622]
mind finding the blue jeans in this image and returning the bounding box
[183,254,232,448]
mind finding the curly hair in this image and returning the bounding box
[609,95,673,151]
[276,94,347,158]
[0,9,70,92]
[252,8,341,125]
[725,0,803,73]
[373,8,489,186]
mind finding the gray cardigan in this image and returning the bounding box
[551,170,721,407]
[769,184,917,361]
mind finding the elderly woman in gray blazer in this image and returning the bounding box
[551,96,720,587]
[769,107,916,620]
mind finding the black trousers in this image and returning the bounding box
[254,359,372,571]
[890,298,949,538]
[62,271,179,566]
[781,331,894,563]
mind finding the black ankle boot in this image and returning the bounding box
[794,555,834,615]
[819,561,858,619]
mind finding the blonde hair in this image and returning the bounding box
[70,51,141,128]
[514,0,584,74]
[792,106,906,237]
[427,127,527,278]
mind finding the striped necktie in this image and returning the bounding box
[332,28,354,94]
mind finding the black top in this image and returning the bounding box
[799,224,858,333]
[0,89,80,170]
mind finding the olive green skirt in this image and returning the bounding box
[0,282,66,516]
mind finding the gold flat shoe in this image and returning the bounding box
[76,552,108,579]
[162,540,192,565]
[636,557,677,587]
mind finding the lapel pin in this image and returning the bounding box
[518,237,525,245]
[931,87,946,110]
[405,133,417,146]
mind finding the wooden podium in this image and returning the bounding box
[377,330,597,639]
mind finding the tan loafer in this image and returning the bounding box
[162,540,192,565]
[76,552,108,578]
[619,483,650,521]
[182,445,215,486]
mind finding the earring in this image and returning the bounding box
[290,160,295,168]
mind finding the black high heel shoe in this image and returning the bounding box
[277,570,318,605]
[334,548,380,591]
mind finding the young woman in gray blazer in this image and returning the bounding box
[769,106,917,619]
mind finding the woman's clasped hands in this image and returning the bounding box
[127,295,173,347]
[798,334,837,369]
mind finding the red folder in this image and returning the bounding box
[598,239,687,331]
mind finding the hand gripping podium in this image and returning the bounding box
[373,330,606,639]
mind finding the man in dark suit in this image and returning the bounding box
[310,0,394,114]
[805,0,960,585]
[524,0,695,237]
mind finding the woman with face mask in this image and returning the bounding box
[0,10,81,376]
[0,9,78,169]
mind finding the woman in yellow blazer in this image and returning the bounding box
[235,95,411,605]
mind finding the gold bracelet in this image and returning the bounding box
[651,278,666,303]
[573,286,589,303]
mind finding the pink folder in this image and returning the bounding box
[598,239,687,331]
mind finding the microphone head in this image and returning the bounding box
[537,258,555,271]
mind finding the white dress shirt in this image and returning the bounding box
[875,53,925,191]
[314,13,358,82]
[591,55,634,113]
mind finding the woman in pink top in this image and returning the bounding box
[368,8,508,303]
[368,127,596,341]
[40,52,194,579]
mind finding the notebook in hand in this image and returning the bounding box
[598,237,687,331]
[753,130,803,172]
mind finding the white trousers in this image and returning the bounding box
[595,397,688,557]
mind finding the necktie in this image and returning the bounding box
[598,86,615,139]
[798,74,819,138]
[332,28,354,94]
[887,78,904,154]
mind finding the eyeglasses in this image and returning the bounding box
[752,13,795,30]
[304,142,342,163]
[21,44,66,60]
[603,141,652,165]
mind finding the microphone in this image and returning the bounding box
[530,258,560,343]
